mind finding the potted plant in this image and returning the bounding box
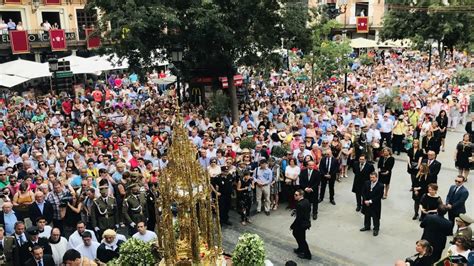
[232,233,266,266]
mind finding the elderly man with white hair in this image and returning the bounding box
[0,202,21,235]
[97,229,125,263]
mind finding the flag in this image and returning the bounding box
[9,30,29,54]
[44,0,61,4]
[50,29,67,51]
[86,28,101,50]
[356,17,369,33]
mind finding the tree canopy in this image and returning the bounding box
[380,0,474,51]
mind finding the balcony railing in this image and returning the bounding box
[348,16,375,26]
[0,29,80,44]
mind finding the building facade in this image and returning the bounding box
[0,0,96,63]
[309,0,385,40]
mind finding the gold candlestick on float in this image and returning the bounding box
[157,99,223,265]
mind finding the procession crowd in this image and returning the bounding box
[0,48,472,265]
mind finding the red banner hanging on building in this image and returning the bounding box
[44,0,61,4]
[50,29,67,51]
[4,0,21,3]
[220,74,243,89]
[356,17,369,33]
[86,28,101,50]
[9,30,29,54]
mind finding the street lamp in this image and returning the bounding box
[337,0,349,39]
[426,38,434,72]
[48,58,59,94]
[171,44,183,103]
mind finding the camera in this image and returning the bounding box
[59,192,74,207]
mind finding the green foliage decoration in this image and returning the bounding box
[207,93,231,120]
[107,237,155,266]
[232,233,266,266]
[240,138,256,150]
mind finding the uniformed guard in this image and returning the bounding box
[452,214,473,245]
[91,184,119,240]
[123,183,148,235]
[216,166,234,226]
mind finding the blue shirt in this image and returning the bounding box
[253,167,273,185]
[112,172,123,183]
[4,211,17,235]
[36,201,45,214]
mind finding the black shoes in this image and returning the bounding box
[412,214,419,220]
[312,214,318,220]
[318,198,323,203]
[360,227,370,232]
[265,211,270,216]
[330,200,336,205]
[293,248,301,254]
[297,253,312,260]
[373,230,379,236]
[356,206,361,212]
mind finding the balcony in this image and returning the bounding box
[0,28,87,53]
[348,16,376,26]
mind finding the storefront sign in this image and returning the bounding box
[0,32,76,43]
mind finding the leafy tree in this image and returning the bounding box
[305,17,353,84]
[380,0,474,64]
[88,0,285,122]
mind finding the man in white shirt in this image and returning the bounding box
[132,221,157,243]
[49,228,68,266]
[75,231,100,261]
[67,220,98,250]
[36,217,52,238]
[379,113,394,148]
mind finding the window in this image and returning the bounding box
[0,11,22,28]
[76,8,97,40]
[355,2,368,16]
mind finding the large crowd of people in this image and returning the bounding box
[0,48,472,265]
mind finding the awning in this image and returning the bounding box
[350,38,378,49]
[0,73,29,88]
[377,39,412,48]
[0,59,51,79]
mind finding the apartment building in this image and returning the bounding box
[0,0,97,62]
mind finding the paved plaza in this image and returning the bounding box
[222,128,472,266]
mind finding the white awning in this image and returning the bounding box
[0,73,29,88]
[0,59,51,79]
[350,38,378,49]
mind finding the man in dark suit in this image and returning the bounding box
[290,189,311,260]
[420,205,452,262]
[299,160,321,220]
[360,172,384,236]
[352,155,375,212]
[424,151,441,184]
[28,191,54,226]
[11,221,30,266]
[97,229,125,263]
[446,175,469,225]
[25,226,52,258]
[465,114,474,141]
[318,150,339,205]
[24,245,55,266]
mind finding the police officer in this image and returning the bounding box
[25,226,52,261]
[123,183,148,235]
[91,185,119,240]
[213,166,234,226]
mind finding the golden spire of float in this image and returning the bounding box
[157,97,223,265]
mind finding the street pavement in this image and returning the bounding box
[222,127,472,266]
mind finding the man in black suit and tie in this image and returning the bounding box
[299,160,321,220]
[290,189,311,260]
[425,151,441,184]
[420,205,452,262]
[11,221,30,266]
[360,172,384,236]
[446,175,469,225]
[28,191,54,226]
[319,150,339,205]
[24,245,55,266]
[352,155,375,212]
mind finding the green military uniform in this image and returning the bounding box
[123,192,148,226]
[91,196,118,231]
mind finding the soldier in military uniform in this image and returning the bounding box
[123,183,148,235]
[0,226,15,266]
[91,185,119,240]
[24,226,52,262]
[451,214,473,245]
